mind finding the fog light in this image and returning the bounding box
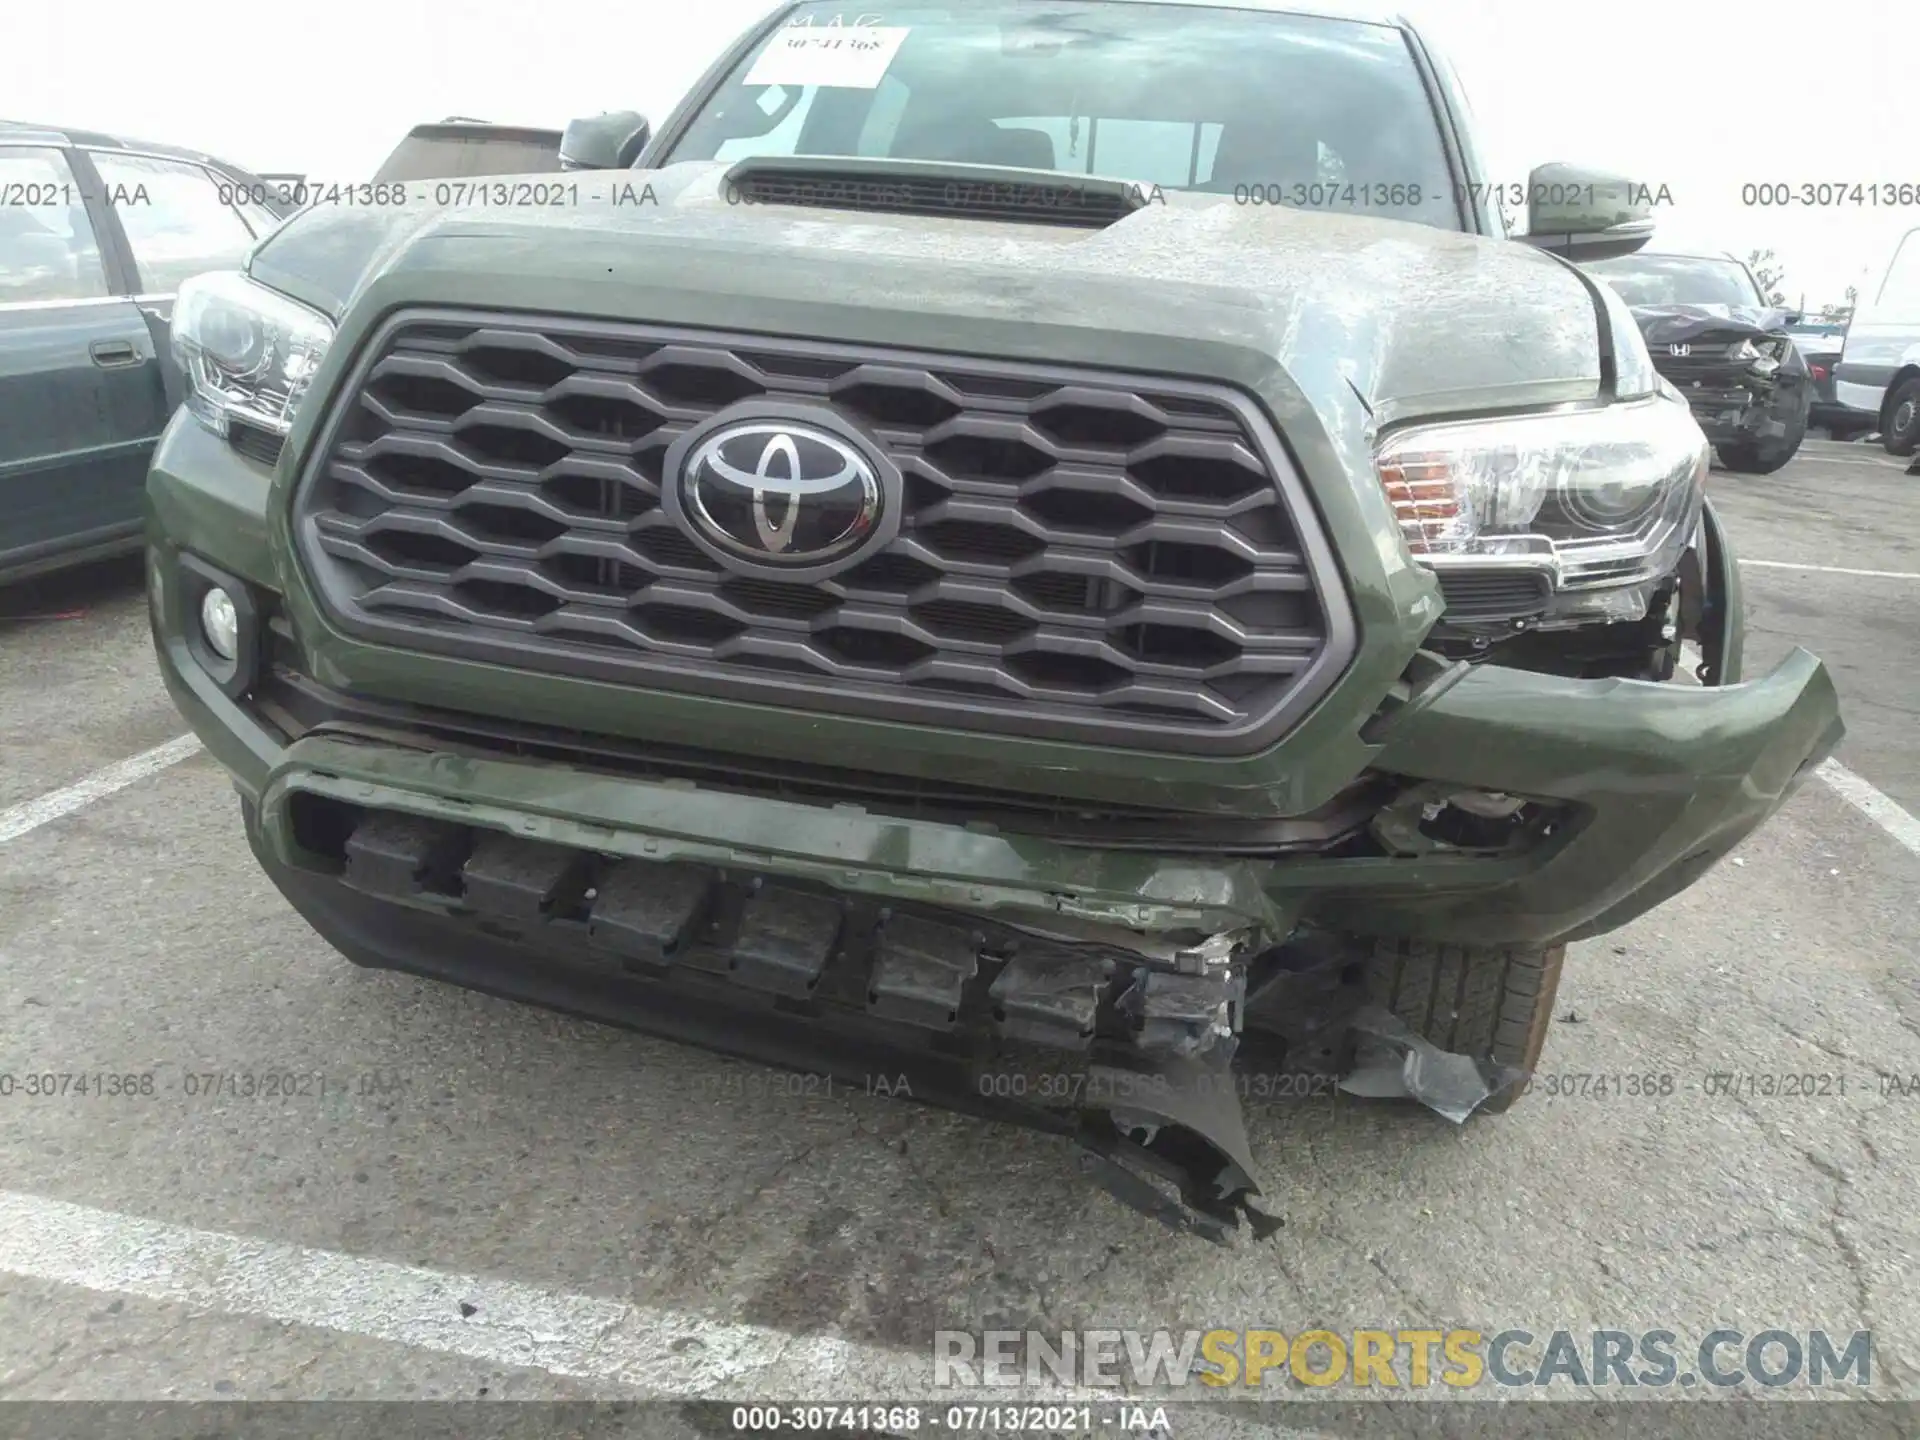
[200,586,239,661]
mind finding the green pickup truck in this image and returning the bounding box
[145,0,1843,1237]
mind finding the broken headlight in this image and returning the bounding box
[1730,336,1789,375]
[173,271,334,443]
[1373,394,1708,613]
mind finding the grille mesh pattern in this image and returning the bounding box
[293,314,1343,747]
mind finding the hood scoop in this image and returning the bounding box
[721,155,1148,229]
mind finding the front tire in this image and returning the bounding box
[1884,377,1920,456]
[1362,939,1566,1114]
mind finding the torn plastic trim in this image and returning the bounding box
[1074,1054,1280,1245]
[993,915,1265,972]
[1337,1003,1528,1122]
[1681,497,1743,686]
[254,795,1285,1243]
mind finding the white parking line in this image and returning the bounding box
[0,735,203,845]
[1795,455,1909,470]
[1741,560,1920,580]
[1816,759,1920,859]
[0,1189,924,1398]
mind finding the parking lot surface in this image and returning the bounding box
[2,439,1917,1428]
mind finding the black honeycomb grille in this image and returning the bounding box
[293,312,1350,751]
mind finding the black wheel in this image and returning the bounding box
[1884,376,1920,457]
[1362,938,1566,1114]
[1716,407,1807,474]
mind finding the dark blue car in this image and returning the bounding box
[0,122,291,584]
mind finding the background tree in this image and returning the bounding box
[1745,249,1789,306]
[1818,285,1859,325]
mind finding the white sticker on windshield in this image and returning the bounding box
[756,84,789,114]
[743,26,910,90]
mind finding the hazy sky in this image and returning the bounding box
[8,0,1916,307]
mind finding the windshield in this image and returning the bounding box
[659,1,1463,231]
[1585,253,1768,309]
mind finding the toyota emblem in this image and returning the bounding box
[662,403,901,581]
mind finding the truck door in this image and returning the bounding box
[0,144,168,576]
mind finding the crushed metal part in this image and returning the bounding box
[1336,1003,1527,1122]
[1171,929,1246,974]
[320,804,1563,1237]
[322,802,1280,1235]
[1118,969,1242,1060]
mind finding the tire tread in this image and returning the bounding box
[1363,939,1566,1113]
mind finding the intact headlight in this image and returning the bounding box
[173,271,334,439]
[1374,393,1708,592]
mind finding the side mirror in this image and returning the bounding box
[1782,311,1804,325]
[559,111,652,171]
[1518,162,1655,262]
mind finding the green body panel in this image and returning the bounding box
[143,419,277,589]
[150,483,1842,949]
[145,151,1844,951]
[222,176,1623,816]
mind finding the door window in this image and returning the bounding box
[87,152,259,295]
[234,194,284,239]
[0,148,110,304]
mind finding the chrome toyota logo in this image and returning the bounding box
[663,406,899,579]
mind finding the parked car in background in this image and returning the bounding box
[1836,226,1920,455]
[370,121,569,184]
[362,114,653,185]
[1787,319,1875,439]
[1584,250,1812,473]
[0,122,289,584]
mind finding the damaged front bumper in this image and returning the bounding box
[151,529,1842,1241]
[242,779,1273,1242]
[1644,329,1807,446]
[1677,381,1795,444]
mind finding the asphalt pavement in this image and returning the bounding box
[1,438,1916,1434]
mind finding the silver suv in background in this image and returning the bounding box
[1836,225,1920,455]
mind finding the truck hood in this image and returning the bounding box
[249,161,1604,422]
[1628,303,1796,346]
